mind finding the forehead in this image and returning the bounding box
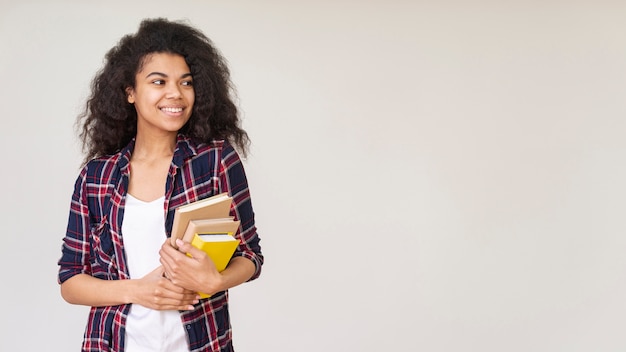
[137,52,190,74]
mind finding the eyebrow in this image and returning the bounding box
[145,72,193,79]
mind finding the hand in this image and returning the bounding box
[159,239,225,297]
[133,266,200,311]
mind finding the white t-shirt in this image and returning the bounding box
[122,194,188,352]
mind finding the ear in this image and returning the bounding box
[126,87,135,104]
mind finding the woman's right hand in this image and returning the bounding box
[132,266,200,311]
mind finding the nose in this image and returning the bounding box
[166,82,182,99]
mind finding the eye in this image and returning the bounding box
[181,80,193,87]
[152,79,165,85]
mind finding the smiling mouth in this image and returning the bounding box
[161,107,184,113]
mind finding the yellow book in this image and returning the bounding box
[190,233,240,298]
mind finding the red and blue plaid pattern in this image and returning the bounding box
[58,135,263,352]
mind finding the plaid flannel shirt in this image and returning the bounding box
[58,135,263,352]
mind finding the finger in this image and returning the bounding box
[151,298,197,311]
[159,284,200,305]
[159,242,177,261]
[175,239,205,259]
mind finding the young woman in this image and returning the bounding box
[57,18,263,352]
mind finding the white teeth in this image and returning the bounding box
[161,107,183,113]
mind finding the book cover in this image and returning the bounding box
[170,192,232,247]
[190,233,240,298]
[181,218,241,243]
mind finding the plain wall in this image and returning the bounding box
[1,1,625,351]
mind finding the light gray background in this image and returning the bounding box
[1,1,625,351]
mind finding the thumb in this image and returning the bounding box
[175,239,204,259]
[144,265,165,279]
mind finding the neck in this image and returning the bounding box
[132,133,177,162]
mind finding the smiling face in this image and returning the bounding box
[127,52,195,138]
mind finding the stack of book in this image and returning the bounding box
[170,193,240,298]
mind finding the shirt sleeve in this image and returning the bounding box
[58,166,93,284]
[219,143,264,281]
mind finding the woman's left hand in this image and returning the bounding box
[159,239,224,297]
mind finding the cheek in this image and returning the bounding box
[134,91,159,106]
[187,93,195,109]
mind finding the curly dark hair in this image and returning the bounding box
[77,18,249,165]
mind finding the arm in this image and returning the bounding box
[218,143,264,280]
[58,165,198,310]
[159,239,256,297]
[61,265,199,310]
[158,142,263,296]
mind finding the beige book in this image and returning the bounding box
[181,217,240,243]
[170,192,232,247]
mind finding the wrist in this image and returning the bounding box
[123,279,140,304]
[203,272,225,296]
